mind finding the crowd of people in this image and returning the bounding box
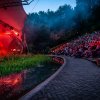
[51,31,100,58]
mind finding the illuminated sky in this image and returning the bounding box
[23,0,76,14]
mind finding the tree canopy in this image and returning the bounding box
[23,0,100,53]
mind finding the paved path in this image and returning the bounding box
[30,57,100,100]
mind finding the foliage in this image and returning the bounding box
[0,55,51,76]
[23,0,100,52]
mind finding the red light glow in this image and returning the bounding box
[12,30,19,36]
[52,57,64,64]
[0,42,7,56]
[0,73,23,94]
[0,74,22,86]
[0,29,22,56]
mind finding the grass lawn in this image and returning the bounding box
[0,55,62,100]
[0,55,51,77]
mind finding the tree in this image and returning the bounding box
[23,1,100,53]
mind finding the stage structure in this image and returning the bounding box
[0,0,34,56]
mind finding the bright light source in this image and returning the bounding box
[15,32,19,36]
[12,30,19,36]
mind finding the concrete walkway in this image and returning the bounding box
[27,57,100,100]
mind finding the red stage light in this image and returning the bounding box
[14,32,19,36]
[12,30,19,36]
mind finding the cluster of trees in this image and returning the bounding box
[23,0,100,53]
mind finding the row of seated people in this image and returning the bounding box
[51,31,100,65]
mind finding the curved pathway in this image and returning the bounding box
[24,57,100,100]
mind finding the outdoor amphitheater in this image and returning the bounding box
[0,0,100,100]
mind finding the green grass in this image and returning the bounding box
[0,55,52,77]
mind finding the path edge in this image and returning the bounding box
[19,55,66,100]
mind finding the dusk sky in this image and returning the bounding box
[23,0,76,14]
